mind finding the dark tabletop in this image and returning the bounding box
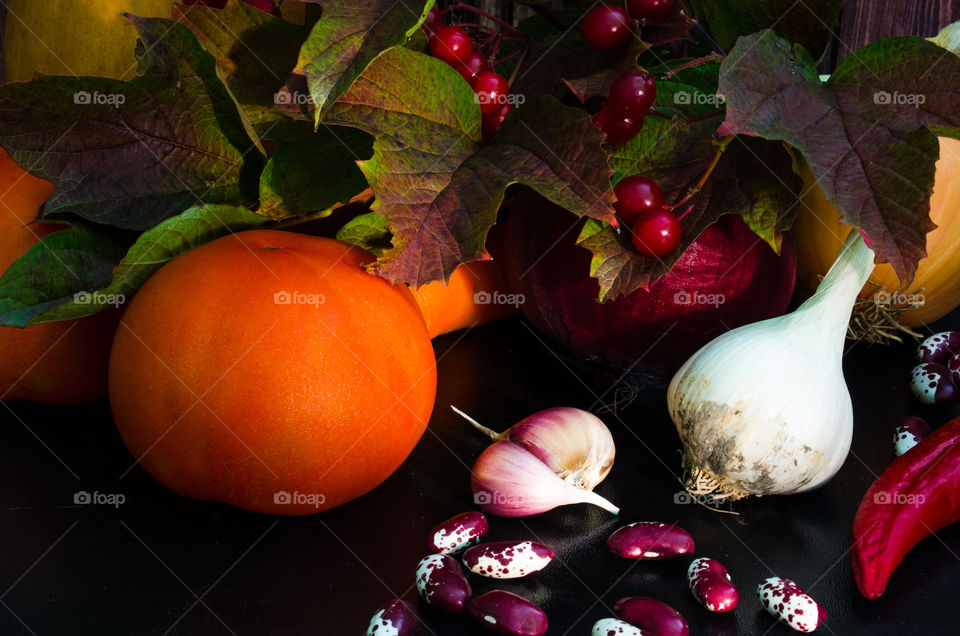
[1,310,959,635]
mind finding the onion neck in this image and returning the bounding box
[794,230,876,338]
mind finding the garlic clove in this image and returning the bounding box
[504,407,615,490]
[470,441,619,517]
[453,405,616,490]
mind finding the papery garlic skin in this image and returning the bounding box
[668,231,875,498]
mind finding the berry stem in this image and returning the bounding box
[669,135,734,212]
[662,53,726,79]
[506,46,528,87]
[451,21,500,35]
[679,7,726,55]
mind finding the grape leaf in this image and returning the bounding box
[0,224,134,328]
[689,0,843,60]
[174,0,312,138]
[259,122,372,218]
[336,211,392,257]
[718,32,960,285]
[325,46,615,286]
[0,17,264,231]
[578,136,799,301]
[0,205,270,327]
[294,0,433,124]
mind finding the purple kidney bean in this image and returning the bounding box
[687,557,739,612]
[415,554,471,614]
[614,597,688,636]
[467,590,548,636]
[591,617,654,635]
[426,511,489,554]
[366,599,417,636]
[910,363,959,405]
[949,354,960,388]
[917,331,960,364]
[893,416,932,456]
[607,522,695,560]
[758,577,826,633]
[462,540,554,579]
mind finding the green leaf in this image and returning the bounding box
[174,0,313,139]
[336,211,392,256]
[2,205,270,327]
[294,0,433,123]
[0,224,134,328]
[0,17,265,231]
[719,31,960,285]
[259,122,372,218]
[325,46,614,286]
[689,0,843,60]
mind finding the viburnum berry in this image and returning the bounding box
[631,207,682,256]
[592,103,644,144]
[626,0,674,21]
[422,7,442,39]
[608,70,657,115]
[614,176,664,225]
[473,71,509,116]
[430,26,474,67]
[456,51,489,83]
[582,5,631,52]
[482,103,511,136]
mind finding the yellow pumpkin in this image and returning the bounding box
[794,136,960,327]
[3,0,177,82]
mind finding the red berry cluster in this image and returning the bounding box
[182,0,280,16]
[582,0,674,52]
[614,176,682,256]
[592,70,656,144]
[423,10,512,137]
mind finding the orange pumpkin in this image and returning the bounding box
[793,136,960,327]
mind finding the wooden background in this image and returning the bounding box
[0,0,960,79]
[0,1,958,82]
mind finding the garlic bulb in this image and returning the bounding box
[667,230,876,499]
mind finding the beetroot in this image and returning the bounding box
[502,192,797,374]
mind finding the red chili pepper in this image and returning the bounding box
[852,414,960,598]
